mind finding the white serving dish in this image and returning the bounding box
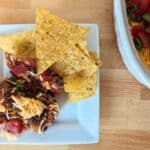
[0,24,100,144]
[114,0,150,88]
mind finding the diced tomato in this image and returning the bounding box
[138,32,149,47]
[51,86,60,95]
[5,119,24,135]
[20,58,36,69]
[42,75,53,82]
[11,64,27,76]
[131,25,145,37]
[41,69,56,83]
[136,0,150,16]
[127,0,150,16]
[131,25,149,48]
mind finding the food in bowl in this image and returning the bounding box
[126,0,150,67]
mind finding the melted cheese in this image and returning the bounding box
[0,104,6,112]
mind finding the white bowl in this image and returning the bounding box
[114,0,150,88]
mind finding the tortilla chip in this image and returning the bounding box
[0,31,36,58]
[50,61,74,77]
[89,51,103,67]
[64,73,85,92]
[35,8,88,74]
[51,45,97,77]
[76,40,90,56]
[76,41,102,67]
[64,73,97,102]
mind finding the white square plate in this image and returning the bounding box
[0,24,100,144]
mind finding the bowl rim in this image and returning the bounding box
[114,0,150,88]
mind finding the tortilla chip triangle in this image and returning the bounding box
[0,8,100,103]
[35,8,88,74]
[64,72,97,102]
[51,44,97,77]
[0,31,36,58]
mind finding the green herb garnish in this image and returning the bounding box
[16,82,25,92]
[133,38,143,50]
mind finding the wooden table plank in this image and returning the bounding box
[0,145,68,150]
[69,130,150,150]
[0,0,31,9]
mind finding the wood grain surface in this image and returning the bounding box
[0,0,150,149]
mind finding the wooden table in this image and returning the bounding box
[0,0,150,149]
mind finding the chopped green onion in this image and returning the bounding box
[16,82,25,92]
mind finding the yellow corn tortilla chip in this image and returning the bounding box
[51,45,97,77]
[64,73,97,102]
[76,40,90,56]
[35,8,88,74]
[76,41,102,68]
[64,73,85,92]
[0,31,36,58]
[76,41,102,66]
[89,51,103,67]
[51,61,75,77]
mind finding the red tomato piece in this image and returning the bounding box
[20,57,36,69]
[138,31,149,47]
[51,86,60,95]
[131,25,149,48]
[128,0,150,16]
[41,69,56,82]
[131,25,145,37]
[11,64,27,76]
[5,119,24,135]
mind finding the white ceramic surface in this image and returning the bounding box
[0,24,100,144]
[114,0,150,88]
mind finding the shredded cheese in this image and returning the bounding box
[11,95,46,119]
[139,48,150,67]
